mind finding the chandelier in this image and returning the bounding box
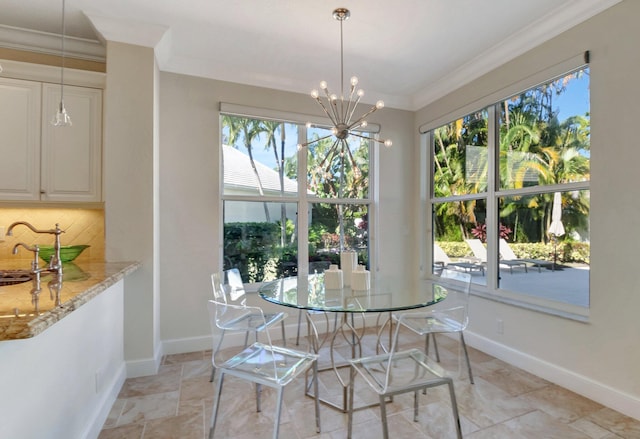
[297,8,391,157]
[51,0,72,126]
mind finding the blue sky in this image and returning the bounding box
[555,71,590,122]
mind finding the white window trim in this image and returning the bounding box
[219,104,378,281]
[421,56,591,321]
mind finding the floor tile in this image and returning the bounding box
[99,334,639,439]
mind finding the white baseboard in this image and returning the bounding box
[125,346,163,378]
[465,330,640,421]
[83,363,127,439]
[160,313,384,355]
[163,335,212,355]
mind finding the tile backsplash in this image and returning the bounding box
[0,207,105,261]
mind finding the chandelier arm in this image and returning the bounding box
[343,85,357,124]
[349,132,391,146]
[321,87,341,124]
[298,133,334,149]
[345,93,364,126]
[313,97,339,127]
[349,105,379,128]
[343,139,358,168]
[330,98,342,127]
[317,139,341,169]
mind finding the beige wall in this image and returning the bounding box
[0,207,104,261]
[414,0,639,418]
[158,74,414,346]
[104,41,160,376]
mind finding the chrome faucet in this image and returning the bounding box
[11,242,44,312]
[7,222,64,276]
[12,242,41,273]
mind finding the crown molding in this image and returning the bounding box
[85,13,170,50]
[0,25,105,62]
[0,59,105,89]
[411,0,622,110]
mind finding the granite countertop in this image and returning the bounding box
[0,260,140,341]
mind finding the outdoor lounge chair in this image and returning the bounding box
[465,238,528,274]
[499,239,552,273]
[434,243,484,275]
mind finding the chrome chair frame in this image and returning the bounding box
[209,269,288,382]
[347,312,463,439]
[396,268,474,384]
[207,300,320,439]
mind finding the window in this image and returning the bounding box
[427,66,590,314]
[221,113,374,283]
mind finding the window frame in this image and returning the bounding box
[219,104,379,286]
[421,57,591,320]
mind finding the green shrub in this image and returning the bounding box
[437,241,590,264]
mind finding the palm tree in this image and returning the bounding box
[222,115,271,221]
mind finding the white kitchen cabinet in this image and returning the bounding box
[0,77,42,200]
[0,77,102,202]
[41,83,102,202]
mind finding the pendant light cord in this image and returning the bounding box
[60,0,66,105]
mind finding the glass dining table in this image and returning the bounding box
[258,273,449,412]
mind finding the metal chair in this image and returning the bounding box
[209,268,287,382]
[207,300,320,439]
[396,268,474,384]
[347,312,463,439]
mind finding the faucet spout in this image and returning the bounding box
[7,222,65,276]
[7,221,63,236]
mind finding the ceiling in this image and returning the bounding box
[0,0,620,110]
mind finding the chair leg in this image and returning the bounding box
[379,394,389,439]
[209,366,215,383]
[209,372,225,439]
[446,378,463,439]
[347,366,356,439]
[313,359,321,433]
[273,387,284,439]
[460,332,474,384]
[256,383,262,412]
[281,321,287,347]
[413,390,419,422]
[431,333,440,361]
[296,310,303,345]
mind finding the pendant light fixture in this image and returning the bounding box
[297,8,391,154]
[51,0,72,127]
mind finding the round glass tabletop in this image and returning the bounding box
[258,273,448,313]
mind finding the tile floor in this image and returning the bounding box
[99,327,640,439]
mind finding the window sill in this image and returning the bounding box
[470,287,590,323]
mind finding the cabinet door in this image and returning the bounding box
[0,78,41,200]
[41,83,102,202]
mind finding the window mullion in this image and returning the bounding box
[297,124,309,275]
[485,105,498,290]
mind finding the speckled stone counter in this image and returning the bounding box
[0,260,140,340]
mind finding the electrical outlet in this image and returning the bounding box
[496,318,504,334]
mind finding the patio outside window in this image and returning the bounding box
[427,67,590,313]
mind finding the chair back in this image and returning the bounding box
[206,299,271,366]
[433,243,452,264]
[499,239,518,260]
[359,312,448,394]
[211,268,247,304]
[207,299,311,386]
[465,239,487,262]
[434,268,471,329]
